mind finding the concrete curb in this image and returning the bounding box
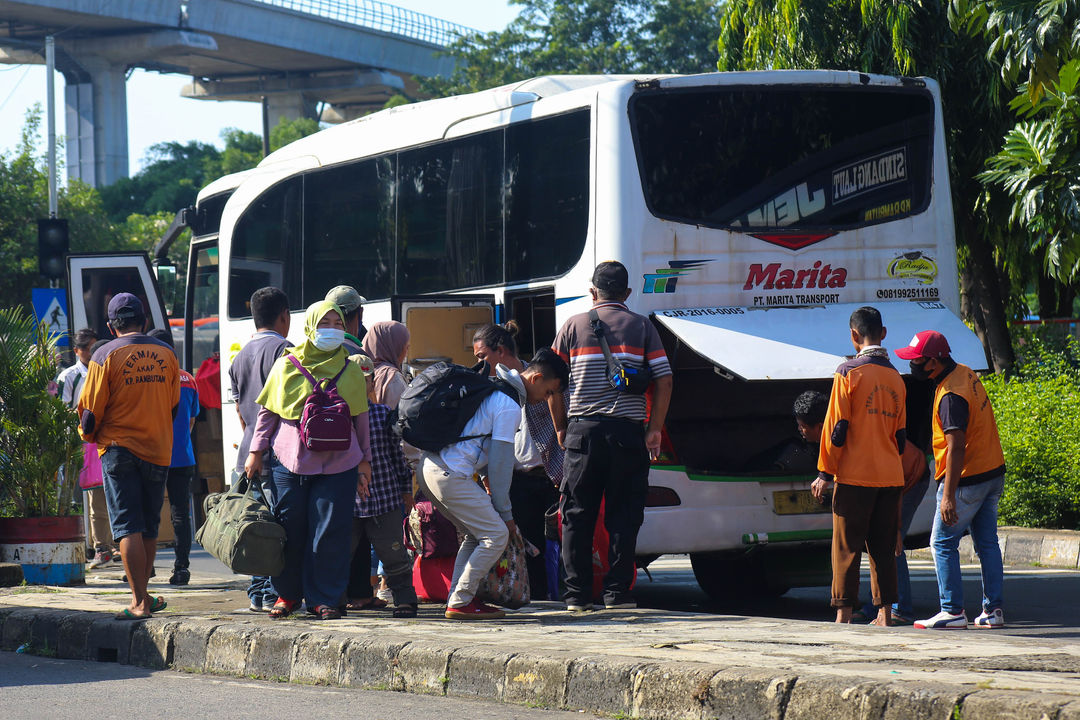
[910,526,1080,569]
[3,605,1079,719]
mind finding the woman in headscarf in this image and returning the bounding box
[359,320,413,605]
[361,320,410,408]
[244,301,371,621]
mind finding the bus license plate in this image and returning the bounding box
[772,489,829,515]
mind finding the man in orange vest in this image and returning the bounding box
[895,330,1007,630]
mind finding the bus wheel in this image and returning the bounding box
[690,551,791,607]
[689,551,775,609]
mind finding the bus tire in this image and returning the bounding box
[689,551,782,608]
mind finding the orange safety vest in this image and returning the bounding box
[931,363,1005,483]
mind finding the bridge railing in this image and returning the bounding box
[252,0,479,47]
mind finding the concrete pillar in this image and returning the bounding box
[265,93,318,125]
[64,83,95,184]
[64,55,128,187]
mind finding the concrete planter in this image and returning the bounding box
[0,516,85,585]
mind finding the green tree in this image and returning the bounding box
[270,116,320,151]
[0,107,142,309]
[716,0,1018,373]
[99,140,221,223]
[957,0,1080,287]
[420,0,722,97]
[216,127,263,176]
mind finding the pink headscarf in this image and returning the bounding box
[361,321,410,405]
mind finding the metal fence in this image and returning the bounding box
[251,0,478,46]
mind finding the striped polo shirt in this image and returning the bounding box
[553,302,672,422]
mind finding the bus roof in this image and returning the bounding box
[258,71,932,171]
[196,168,258,204]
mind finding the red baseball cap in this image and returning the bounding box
[895,330,951,360]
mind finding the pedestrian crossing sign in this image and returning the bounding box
[32,287,69,347]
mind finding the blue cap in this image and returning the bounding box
[107,292,144,322]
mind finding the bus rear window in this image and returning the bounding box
[630,86,934,230]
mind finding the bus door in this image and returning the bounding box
[391,295,496,374]
[184,238,226,517]
[66,253,169,342]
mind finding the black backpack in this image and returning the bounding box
[398,362,519,452]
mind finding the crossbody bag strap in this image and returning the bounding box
[589,308,623,374]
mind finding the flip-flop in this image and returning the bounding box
[345,597,387,611]
[114,608,151,621]
[149,597,168,613]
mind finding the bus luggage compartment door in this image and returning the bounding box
[391,294,496,373]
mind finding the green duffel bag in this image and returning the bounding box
[195,474,286,576]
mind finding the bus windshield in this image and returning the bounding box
[630,85,934,231]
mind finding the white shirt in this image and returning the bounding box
[56,360,88,409]
[435,376,522,479]
[514,406,543,470]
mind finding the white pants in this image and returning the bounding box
[418,457,509,608]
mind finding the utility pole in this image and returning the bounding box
[261,95,270,157]
[45,35,58,289]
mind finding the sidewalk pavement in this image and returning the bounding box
[2,529,1080,720]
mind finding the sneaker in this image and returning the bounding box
[249,600,267,613]
[445,599,506,620]
[566,602,594,613]
[914,610,967,629]
[88,551,113,569]
[168,568,190,586]
[973,608,1005,629]
[604,595,637,610]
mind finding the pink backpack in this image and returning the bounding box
[287,356,354,452]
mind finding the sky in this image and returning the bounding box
[0,1,518,176]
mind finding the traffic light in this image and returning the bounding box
[37,218,68,281]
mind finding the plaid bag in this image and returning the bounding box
[475,532,537,609]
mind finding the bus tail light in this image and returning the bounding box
[645,486,681,507]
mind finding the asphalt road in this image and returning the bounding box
[0,651,598,719]
[633,555,1080,640]
[170,545,1080,639]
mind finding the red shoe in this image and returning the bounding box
[444,599,506,620]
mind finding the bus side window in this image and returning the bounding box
[505,288,556,358]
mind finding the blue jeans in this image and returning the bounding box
[930,474,1005,615]
[892,474,930,618]
[269,461,357,608]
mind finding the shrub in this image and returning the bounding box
[0,306,84,517]
[983,333,1080,529]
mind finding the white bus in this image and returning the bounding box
[78,71,988,603]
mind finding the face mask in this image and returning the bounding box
[909,360,931,381]
[312,328,345,352]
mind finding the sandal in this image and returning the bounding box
[149,596,168,613]
[392,603,418,619]
[269,598,301,620]
[346,597,387,611]
[312,604,341,620]
[114,608,151,621]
